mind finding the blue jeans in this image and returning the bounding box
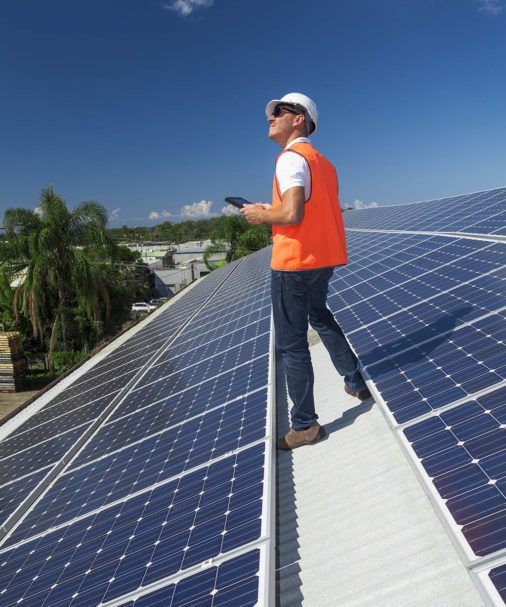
[271,267,366,430]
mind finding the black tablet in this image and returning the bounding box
[225,196,253,209]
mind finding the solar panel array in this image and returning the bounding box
[0,261,239,534]
[336,187,506,605]
[1,186,504,605]
[343,186,506,236]
[0,249,274,607]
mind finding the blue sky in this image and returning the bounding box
[1,0,505,227]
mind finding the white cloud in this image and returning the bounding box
[110,208,120,222]
[34,206,43,216]
[180,200,216,219]
[149,201,216,221]
[162,0,214,17]
[149,210,174,220]
[220,204,240,216]
[352,199,379,210]
[477,0,504,14]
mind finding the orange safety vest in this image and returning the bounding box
[271,142,348,270]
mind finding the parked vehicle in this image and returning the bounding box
[147,298,164,306]
[131,302,156,313]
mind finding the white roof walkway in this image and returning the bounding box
[275,337,484,607]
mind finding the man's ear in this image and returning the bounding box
[295,114,305,128]
[295,114,308,136]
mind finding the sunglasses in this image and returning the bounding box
[272,104,304,118]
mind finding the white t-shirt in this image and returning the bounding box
[275,137,311,201]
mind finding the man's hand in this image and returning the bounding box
[241,203,271,224]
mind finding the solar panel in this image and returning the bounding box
[0,248,275,607]
[0,424,92,482]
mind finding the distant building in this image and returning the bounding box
[146,240,228,297]
[123,240,223,266]
[150,266,193,297]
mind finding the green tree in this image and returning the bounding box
[235,224,272,258]
[65,245,154,349]
[0,185,113,372]
[0,266,18,331]
[204,217,272,270]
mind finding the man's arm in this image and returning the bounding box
[241,186,305,225]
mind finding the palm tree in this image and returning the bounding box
[220,216,249,261]
[1,185,113,372]
[203,240,228,271]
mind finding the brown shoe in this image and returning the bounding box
[277,421,327,450]
[344,384,371,400]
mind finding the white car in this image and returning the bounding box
[131,302,156,313]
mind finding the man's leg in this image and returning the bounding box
[271,269,317,430]
[308,268,367,392]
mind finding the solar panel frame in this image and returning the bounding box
[471,562,506,606]
[471,558,506,606]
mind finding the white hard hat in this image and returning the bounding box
[265,92,319,134]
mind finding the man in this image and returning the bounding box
[241,92,370,450]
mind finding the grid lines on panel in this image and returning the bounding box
[113,549,261,607]
[328,230,505,424]
[0,424,93,487]
[0,444,266,607]
[329,236,503,332]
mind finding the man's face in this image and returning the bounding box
[268,105,303,144]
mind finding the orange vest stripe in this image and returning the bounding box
[271,142,348,270]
